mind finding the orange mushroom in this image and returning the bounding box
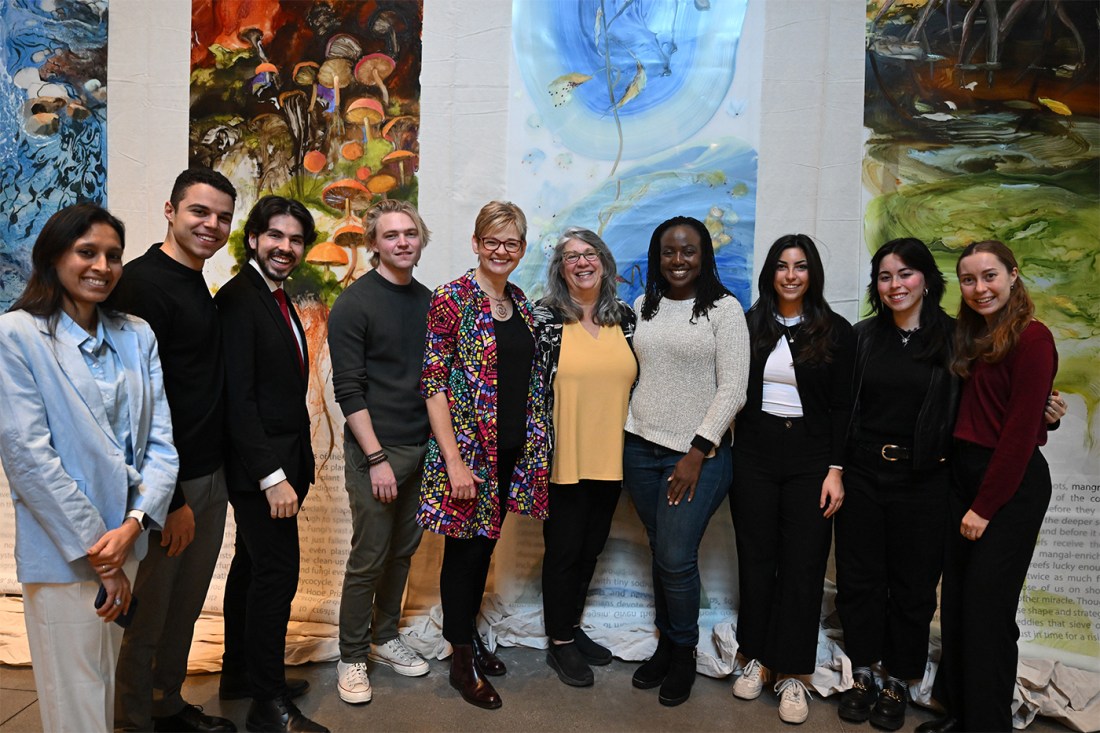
[381,149,417,187]
[303,150,327,173]
[366,173,398,200]
[305,241,349,273]
[341,141,364,160]
[345,97,384,143]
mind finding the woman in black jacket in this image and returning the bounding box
[730,234,855,725]
[834,238,956,731]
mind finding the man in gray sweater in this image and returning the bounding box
[326,200,433,704]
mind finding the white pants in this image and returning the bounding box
[22,558,138,733]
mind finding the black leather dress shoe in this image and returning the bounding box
[245,697,328,733]
[915,715,959,733]
[870,678,907,731]
[153,703,237,732]
[220,676,310,701]
[838,669,878,723]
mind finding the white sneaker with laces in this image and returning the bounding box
[337,660,372,704]
[776,678,811,724]
[369,636,430,677]
[733,658,764,700]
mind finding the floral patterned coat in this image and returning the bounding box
[417,269,550,539]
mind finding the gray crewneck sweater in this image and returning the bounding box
[624,294,750,453]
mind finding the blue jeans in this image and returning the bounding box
[623,432,732,647]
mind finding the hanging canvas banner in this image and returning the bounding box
[862,0,1100,682]
[189,0,424,625]
[498,0,763,670]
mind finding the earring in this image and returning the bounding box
[923,288,928,296]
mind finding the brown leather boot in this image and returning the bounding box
[470,629,507,676]
[449,644,502,710]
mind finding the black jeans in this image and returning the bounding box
[439,447,520,644]
[933,441,1051,732]
[541,480,622,641]
[730,412,832,674]
[834,452,948,679]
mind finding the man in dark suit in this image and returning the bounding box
[215,196,327,733]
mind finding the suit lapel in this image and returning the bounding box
[47,316,119,449]
[104,315,146,456]
[245,264,307,384]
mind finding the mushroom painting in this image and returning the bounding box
[190,0,424,304]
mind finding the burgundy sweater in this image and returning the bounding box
[954,320,1058,519]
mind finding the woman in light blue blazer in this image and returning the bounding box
[0,203,177,733]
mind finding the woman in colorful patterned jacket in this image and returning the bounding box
[532,227,637,689]
[418,200,549,711]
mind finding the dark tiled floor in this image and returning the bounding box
[0,652,1072,732]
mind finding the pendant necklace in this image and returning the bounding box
[782,324,798,345]
[486,291,509,318]
[897,326,919,347]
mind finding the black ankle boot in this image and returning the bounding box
[632,634,673,689]
[658,644,696,706]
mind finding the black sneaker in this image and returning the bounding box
[838,668,878,723]
[870,677,907,731]
[546,642,594,687]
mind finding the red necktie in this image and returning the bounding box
[273,288,305,376]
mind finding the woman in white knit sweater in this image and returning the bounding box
[624,216,750,707]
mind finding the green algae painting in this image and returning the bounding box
[863,0,1098,442]
[863,0,1100,669]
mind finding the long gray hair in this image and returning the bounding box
[541,227,622,325]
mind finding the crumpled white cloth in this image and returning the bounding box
[2,593,1097,731]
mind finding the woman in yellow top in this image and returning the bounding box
[533,227,637,688]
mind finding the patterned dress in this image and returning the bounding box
[417,269,550,539]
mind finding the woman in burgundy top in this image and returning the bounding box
[918,241,1058,733]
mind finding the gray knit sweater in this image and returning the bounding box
[624,294,750,453]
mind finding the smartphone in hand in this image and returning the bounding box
[94,584,139,628]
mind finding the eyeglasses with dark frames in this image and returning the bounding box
[479,237,523,253]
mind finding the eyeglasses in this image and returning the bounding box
[480,237,523,253]
[562,251,600,265]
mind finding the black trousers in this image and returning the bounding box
[439,447,519,644]
[934,441,1051,732]
[541,480,622,641]
[222,488,303,700]
[730,413,832,674]
[834,453,948,679]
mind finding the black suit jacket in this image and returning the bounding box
[215,263,314,496]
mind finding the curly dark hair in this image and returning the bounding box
[866,237,950,365]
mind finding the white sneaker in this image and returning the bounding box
[776,678,810,724]
[733,658,764,700]
[369,636,430,677]
[337,660,372,704]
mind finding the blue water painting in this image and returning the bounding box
[0,0,108,311]
[515,139,756,309]
[513,0,748,161]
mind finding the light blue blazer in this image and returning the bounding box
[0,308,178,584]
